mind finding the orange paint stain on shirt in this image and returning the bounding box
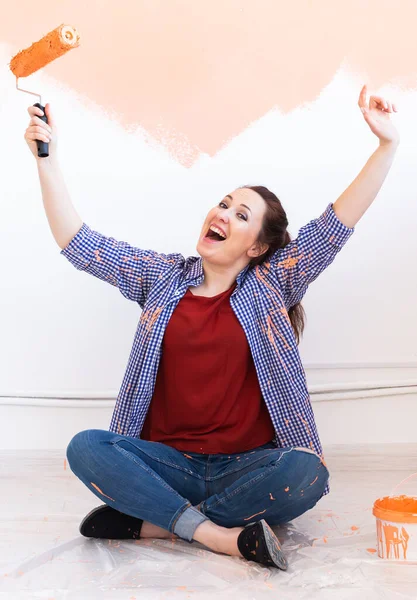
[279,306,291,325]
[277,253,304,269]
[140,306,164,334]
[267,314,291,349]
[254,265,285,306]
[296,413,312,437]
[106,275,118,286]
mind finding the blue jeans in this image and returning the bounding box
[66,429,329,542]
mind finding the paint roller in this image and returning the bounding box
[10,24,80,158]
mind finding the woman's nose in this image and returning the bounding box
[217,211,229,223]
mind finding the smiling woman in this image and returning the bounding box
[196,188,268,290]
[25,84,400,570]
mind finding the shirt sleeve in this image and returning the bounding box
[269,203,354,309]
[60,223,183,307]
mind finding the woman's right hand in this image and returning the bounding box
[24,103,56,160]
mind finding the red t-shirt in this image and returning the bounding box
[141,284,275,453]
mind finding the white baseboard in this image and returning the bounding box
[1,388,416,450]
[2,361,417,450]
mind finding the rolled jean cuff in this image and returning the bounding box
[172,506,209,542]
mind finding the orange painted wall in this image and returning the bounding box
[3,0,417,165]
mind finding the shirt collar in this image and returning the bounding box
[184,257,250,288]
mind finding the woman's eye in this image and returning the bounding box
[219,202,227,208]
[238,213,248,221]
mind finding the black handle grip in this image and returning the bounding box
[33,102,49,158]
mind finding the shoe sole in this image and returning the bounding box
[260,520,288,570]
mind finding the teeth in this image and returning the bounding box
[209,225,226,239]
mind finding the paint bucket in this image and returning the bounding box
[373,473,417,561]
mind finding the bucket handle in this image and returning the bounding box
[390,472,417,497]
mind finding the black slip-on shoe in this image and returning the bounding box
[237,519,288,570]
[79,504,143,540]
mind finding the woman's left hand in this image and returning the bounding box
[358,85,400,146]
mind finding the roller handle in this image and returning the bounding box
[33,102,49,158]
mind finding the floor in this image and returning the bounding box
[1,448,416,600]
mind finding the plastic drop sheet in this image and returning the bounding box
[1,456,416,600]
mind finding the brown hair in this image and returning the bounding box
[243,185,306,343]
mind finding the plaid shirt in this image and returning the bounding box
[61,203,354,495]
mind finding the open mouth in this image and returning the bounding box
[204,225,227,242]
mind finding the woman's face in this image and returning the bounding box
[197,188,268,267]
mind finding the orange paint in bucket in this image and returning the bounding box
[372,474,417,561]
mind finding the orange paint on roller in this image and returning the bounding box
[10,24,80,159]
[10,25,80,78]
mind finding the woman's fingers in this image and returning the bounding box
[370,95,396,112]
[360,86,398,114]
[358,84,368,110]
[25,104,57,158]
[27,105,45,118]
[44,103,55,128]
[30,116,52,132]
[25,126,52,143]
[25,132,50,144]
[29,125,52,139]
[369,96,383,110]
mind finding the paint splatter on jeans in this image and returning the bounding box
[67,429,329,542]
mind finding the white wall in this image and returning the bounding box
[2,53,417,447]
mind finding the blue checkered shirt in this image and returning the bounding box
[61,203,354,495]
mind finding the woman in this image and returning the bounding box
[25,85,399,570]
